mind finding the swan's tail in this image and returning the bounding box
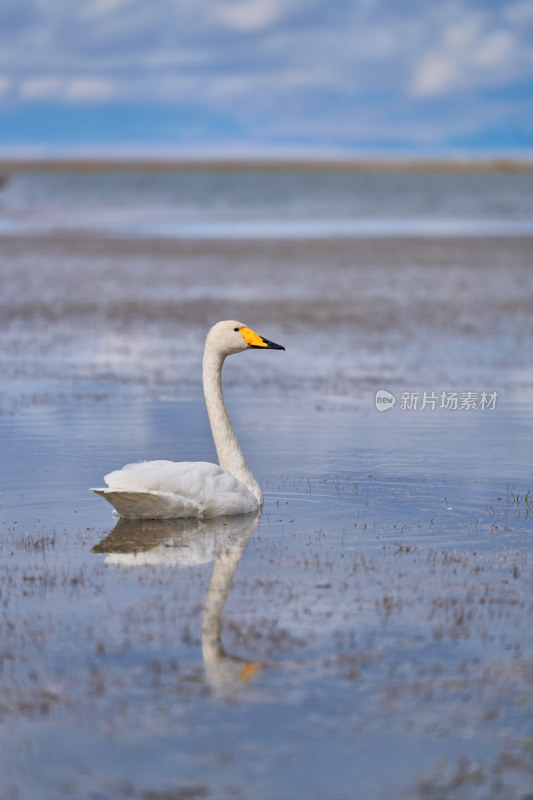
[90,488,203,520]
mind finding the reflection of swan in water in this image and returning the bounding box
[91,320,284,519]
[93,512,263,694]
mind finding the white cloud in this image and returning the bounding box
[505,1,533,25]
[63,77,116,102]
[213,0,285,32]
[81,0,134,19]
[411,12,526,97]
[18,75,115,103]
[411,56,458,97]
[19,76,64,101]
[471,31,513,69]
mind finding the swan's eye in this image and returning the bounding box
[234,327,239,332]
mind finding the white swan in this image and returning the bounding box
[91,320,284,519]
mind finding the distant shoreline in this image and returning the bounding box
[1,155,533,173]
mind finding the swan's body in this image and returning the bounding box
[91,320,284,519]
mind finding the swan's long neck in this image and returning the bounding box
[202,346,263,506]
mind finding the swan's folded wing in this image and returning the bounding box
[91,488,203,519]
[92,460,257,518]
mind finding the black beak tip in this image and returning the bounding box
[249,335,285,350]
[264,338,285,350]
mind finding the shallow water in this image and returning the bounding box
[2,167,533,239]
[1,167,533,799]
[2,390,533,800]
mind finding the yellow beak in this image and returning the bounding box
[239,327,285,350]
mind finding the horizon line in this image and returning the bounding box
[1,148,533,173]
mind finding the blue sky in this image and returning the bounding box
[0,0,532,155]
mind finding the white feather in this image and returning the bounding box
[91,320,284,520]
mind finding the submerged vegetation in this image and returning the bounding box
[1,472,532,798]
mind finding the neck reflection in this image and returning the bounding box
[93,511,263,695]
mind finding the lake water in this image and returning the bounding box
[1,165,532,799]
[2,166,533,239]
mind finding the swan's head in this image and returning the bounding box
[206,320,285,356]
